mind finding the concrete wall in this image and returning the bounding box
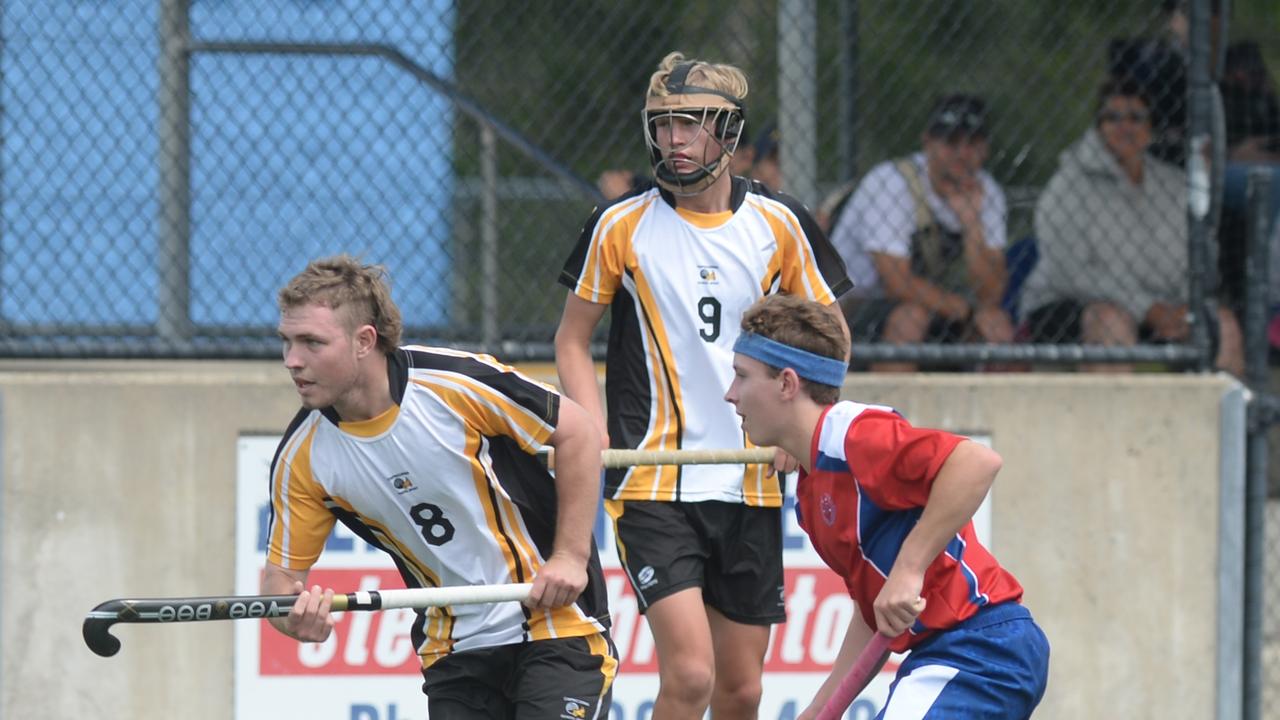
[0,362,1243,719]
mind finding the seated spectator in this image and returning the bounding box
[1019,79,1244,376]
[829,93,1015,372]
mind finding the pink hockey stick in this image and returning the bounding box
[815,632,894,720]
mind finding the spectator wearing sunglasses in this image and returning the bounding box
[1019,78,1243,375]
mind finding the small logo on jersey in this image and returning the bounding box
[387,472,416,495]
[777,585,787,607]
[698,265,719,284]
[636,565,658,589]
[561,697,589,719]
[820,494,836,526]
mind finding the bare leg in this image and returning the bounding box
[872,302,929,372]
[1215,305,1245,378]
[645,587,715,719]
[706,606,771,719]
[1081,301,1137,373]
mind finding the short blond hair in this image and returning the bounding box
[646,51,749,102]
[278,255,403,354]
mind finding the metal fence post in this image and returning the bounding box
[1243,167,1274,720]
[777,0,817,208]
[1186,0,1216,372]
[157,0,192,340]
[480,125,498,347]
[837,1,859,186]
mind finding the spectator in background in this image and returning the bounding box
[1019,79,1244,376]
[597,167,650,201]
[1221,42,1280,165]
[747,121,782,192]
[1217,41,1280,316]
[829,94,1014,372]
[1106,0,1224,166]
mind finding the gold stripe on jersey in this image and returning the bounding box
[468,431,605,642]
[748,196,838,304]
[575,195,656,303]
[620,271,682,501]
[410,373,554,454]
[462,431,535,592]
[324,494,459,669]
[324,494,444,591]
[268,421,335,569]
[407,375,602,640]
[406,372,550,592]
[740,440,775,506]
[572,191,683,500]
[419,606,458,670]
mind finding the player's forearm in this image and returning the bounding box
[554,331,607,438]
[813,615,878,703]
[895,441,1000,575]
[261,562,306,637]
[890,274,960,316]
[551,461,600,563]
[547,403,604,563]
[963,232,1007,306]
[557,353,605,431]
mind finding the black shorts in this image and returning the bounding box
[421,633,617,719]
[605,498,786,625]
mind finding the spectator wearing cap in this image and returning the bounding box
[829,93,1015,372]
[1018,78,1244,376]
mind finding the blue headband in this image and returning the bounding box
[732,332,846,387]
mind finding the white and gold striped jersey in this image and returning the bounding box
[560,176,852,507]
[267,346,609,669]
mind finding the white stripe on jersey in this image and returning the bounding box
[817,401,895,461]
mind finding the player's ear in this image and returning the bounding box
[354,324,378,356]
[778,367,802,400]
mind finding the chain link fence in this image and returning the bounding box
[0,0,1268,367]
[2,0,1280,715]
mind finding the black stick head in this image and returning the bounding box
[84,600,126,657]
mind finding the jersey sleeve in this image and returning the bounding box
[414,351,562,453]
[770,190,854,302]
[559,194,650,304]
[843,409,965,509]
[266,414,336,570]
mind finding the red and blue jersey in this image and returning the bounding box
[796,401,1024,653]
